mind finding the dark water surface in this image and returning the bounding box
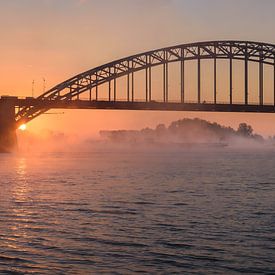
[0,148,274,274]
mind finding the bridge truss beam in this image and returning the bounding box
[14,40,275,125]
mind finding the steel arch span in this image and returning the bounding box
[14,40,275,126]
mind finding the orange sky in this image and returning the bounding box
[2,0,275,137]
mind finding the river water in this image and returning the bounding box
[0,148,274,274]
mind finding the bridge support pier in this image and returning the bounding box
[0,98,17,153]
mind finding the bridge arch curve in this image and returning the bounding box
[16,40,275,125]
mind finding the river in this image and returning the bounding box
[0,148,274,274]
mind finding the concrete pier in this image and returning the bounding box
[0,97,17,153]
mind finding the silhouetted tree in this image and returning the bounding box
[155,124,166,136]
[237,123,253,137]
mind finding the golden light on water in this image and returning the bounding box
[19,124,27,131]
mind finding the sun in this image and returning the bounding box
[19,124,27,131]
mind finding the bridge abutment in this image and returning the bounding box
[0,98,18,153]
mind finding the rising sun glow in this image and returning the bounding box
[19,124,27,131]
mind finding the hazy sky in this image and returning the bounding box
[2,0,275,137]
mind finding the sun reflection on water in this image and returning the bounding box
[14,157,30,202]
[7,157,33,248]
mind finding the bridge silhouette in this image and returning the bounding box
[1,40,275,151]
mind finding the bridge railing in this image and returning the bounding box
[60,97,275,106]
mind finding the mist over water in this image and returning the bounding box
[0,146,275,274]
[17,118,272,155]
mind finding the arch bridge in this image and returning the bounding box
[1,40,275,151]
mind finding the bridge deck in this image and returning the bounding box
[1,97,275,113]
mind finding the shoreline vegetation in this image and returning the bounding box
[99,118,267,148]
